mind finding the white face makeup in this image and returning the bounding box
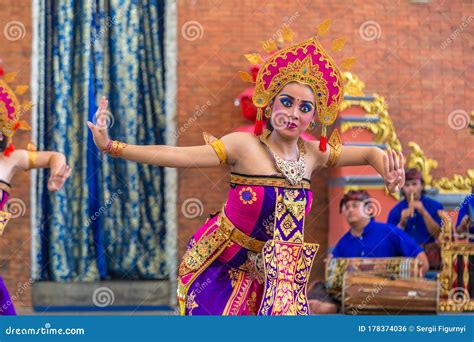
[269,82,316,138]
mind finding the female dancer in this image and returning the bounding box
[0,78,71,314]
[88,33,405,315]
[0,138,71,315]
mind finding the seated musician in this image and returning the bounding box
[387,168,443,246]
[332,190,429,275]
[455,185,474,241]
[309,190,429,314]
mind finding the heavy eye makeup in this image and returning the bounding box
[278,94,314,113]
[279,95,293,108]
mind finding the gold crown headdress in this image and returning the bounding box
[0,65,32,157]
[239,20,356,151]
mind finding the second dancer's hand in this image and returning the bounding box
[87,96,111,151]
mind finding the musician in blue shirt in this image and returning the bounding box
[456,186,473,241]
[387,168,443,245]
[331,190,429,275]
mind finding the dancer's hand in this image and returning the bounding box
[48,163,72,192]
[87,96,110,151]
[382,148,405,193]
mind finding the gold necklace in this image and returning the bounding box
[258,129,306,186]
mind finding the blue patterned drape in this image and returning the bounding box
[34,0,168,281]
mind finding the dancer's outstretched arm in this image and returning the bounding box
[313,143,405,193]
[87,97,243,168]
[8,149,71,192]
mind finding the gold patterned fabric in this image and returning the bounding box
[178,172,316,315]
[0,211,12,235]
[230,173,311,190]
[326,129,342,168]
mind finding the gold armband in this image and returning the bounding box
[209,140,227,164]
[27,150,38,170]
[203,132,227,164]
[326,129,342,168]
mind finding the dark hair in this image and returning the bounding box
[265,117,274,131]
[0,137,8,152]
[339,190,370,213]
[401,168,426,197]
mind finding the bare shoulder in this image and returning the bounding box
[4,149,28,172]
[221,131,259,149]
[220,131,260,165]
[304,140,329,170]
[9,149,28,163]
[221,131,255,143]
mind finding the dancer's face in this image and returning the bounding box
[402,179,423,200]
[270,82,316,139]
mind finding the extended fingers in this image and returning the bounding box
[392,149,400,170]
[96,97,109,118]
[383,152,389,176]
[388,148,394,171]
[87,121,96,130]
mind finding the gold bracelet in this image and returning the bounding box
[105,140,128,157]
[326,129,342,168]
[209,139,227,164]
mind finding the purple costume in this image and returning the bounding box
[0,180,16,315]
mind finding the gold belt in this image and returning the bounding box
[0,211,12,235]
[217,205,265,254]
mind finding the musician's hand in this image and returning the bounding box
[456,215,470,234]
[400,207,414,226]
[410,200,425,214]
